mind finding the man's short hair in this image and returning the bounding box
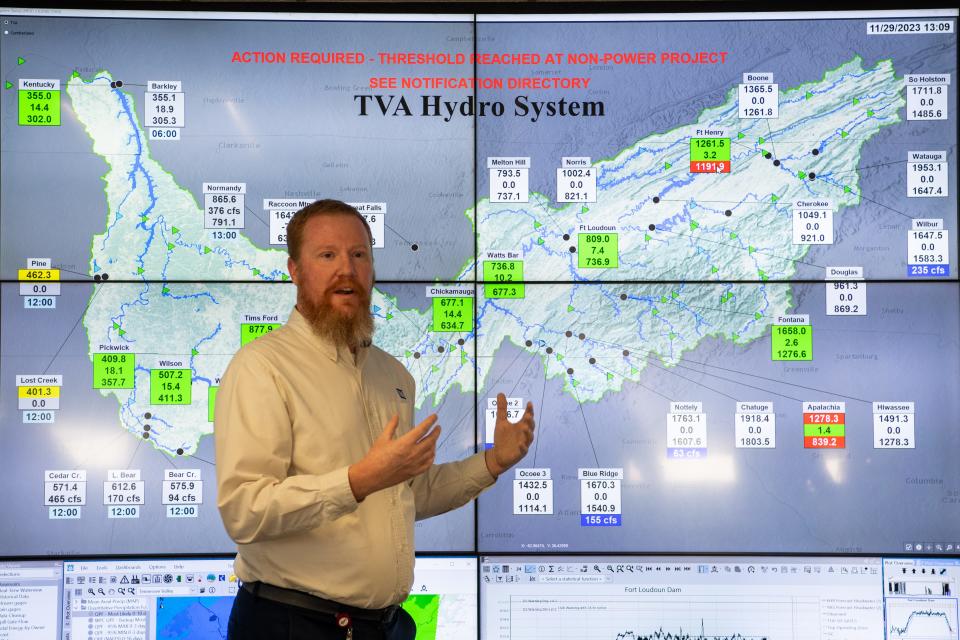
[286,199,374,262]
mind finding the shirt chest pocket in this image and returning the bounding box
[367,383,414,437]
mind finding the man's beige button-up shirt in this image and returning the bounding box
[215,308,494,609]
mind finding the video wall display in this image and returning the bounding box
[0,4,957,639]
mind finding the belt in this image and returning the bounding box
[241,580,401,624]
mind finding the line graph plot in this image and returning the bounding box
[886,598,959,640]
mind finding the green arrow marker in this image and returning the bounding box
[567,305,574,312]
[690,220,699,230]
[166,242,174,251]
[431,365,439,373]
[669,332,677,340]
[203,246,211,254]
[711,266,719,273]
[536,237,544,245]
[805,91,813,100]
[660,296,668,303]
[798,171,807,180]
[140,215,148,223]
[630,367,638,375]
[556,354,564,361]
[758,136,765,145]
[252,268,260,276]
[755,312,762,320]
[853,98,860,105]
[162,286,170,294]
[664,161,672,170]
[737,132,745,139]
[113,322,121,330]
[729,232,738,239]
[644,233,652,242]
[651,308,659,316]
[771,194,780,203]
[171,226,180,234]
[671,291,679,299]
[71,71,80,78]
[581,206,589,214]
[841,130,849,138]
[386,313,393,320]
[748,245,757,254]
[461,351,467,365]
[571,379,579,387]
[732,332,740,340]
[867,109,874,117]
[405,350,412,358]
[118,329,127,336]
[533,220,542,229]
[281,274,290,281]
[606,373,614,381]
[4,81,12,90]
[758,269,767,280]
[191,348,199,356]
[137,267,144,274]
[17,57,25,65]
[844,186,852,193]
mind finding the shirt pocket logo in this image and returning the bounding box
[395,388,407,400]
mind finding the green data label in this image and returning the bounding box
[483,260,524,298]
[208,386,218,422]
[432,297,473,332]
[150,369,191,405]
[578,233,618,269]
[18,89,60,126]
[803,423,845,438]
[771,325,812,361]
[240,323,281,346]
[93,353,135,389]
[689,137,730,162]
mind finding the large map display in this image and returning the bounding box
[0,8,957,557]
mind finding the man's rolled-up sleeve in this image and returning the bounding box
[214,349,358,544]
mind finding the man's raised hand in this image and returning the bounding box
[348,413,441,501]
[485,392,536,477]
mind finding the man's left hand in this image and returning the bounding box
[485,392,535,477]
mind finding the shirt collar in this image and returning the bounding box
[287,306,369,365]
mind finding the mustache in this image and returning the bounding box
[324,277,369,295]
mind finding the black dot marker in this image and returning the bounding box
[457,339,465,345]
[565,331,572,337]
[724,210,732,217]
[566,368,574,375]
[773,160,780,167]
[812,148,820,156]
[525,340,533,347]
[620,293,628,300]
[110,81,116,89]
[589,357,596,365]
[437,346,444,353]
[94,274,102,282]
[764,152,772,159]
[623,349,630,356]
[652,196,660,204]
[144,425,151,432]
[648,224,656,231]
[413,352,420,359]
[145,412,152,419]
[562,234,570,241]
[102,273,109,281]
[176,448,184,456]
[411,244,419,251]
[545,347,553,354]
[569,246,576,253]
[578,333,585,340]
[808,172,816,180]
[142,432,149,439]
[116,80,123,88]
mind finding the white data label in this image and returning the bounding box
[793,206,833,244]
[513,469,553,515]
[146,82,184,141]
[166,504,199,518]
[204,184,246,229]
[108,505,140,519]
[162,479,202,505]
[908,219,949,276]
[874,402,916,449]
[907,76,948,121]
[103,481,144,506]
[20,282,61,296]
[907,151,948,197]
[826,277,867,317]
[19,396,59,410]
[738,79,779,119]
[23,410,55,423]
[667,402,707,458]
[45,479,86,507]
[485,397,523,449]
[557,165,596,203]
[24,296,56,309]
[269,209,296,245]
[735,402,776,448]
[488,158,530,203]
[578,468,622,527]
[49,506,81,519]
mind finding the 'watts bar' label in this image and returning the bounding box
[907,218,949,277]
[514,468,552,515]
[579,468,622,527]
[489,157,529,203]
[739,73,778,119]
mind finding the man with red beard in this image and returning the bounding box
[215,200,535,640]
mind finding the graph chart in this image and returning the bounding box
[886,598,959,640]
[506,595,820,640]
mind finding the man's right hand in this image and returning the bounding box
[347,414,441,501]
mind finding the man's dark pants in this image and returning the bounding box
[227,585,417,640]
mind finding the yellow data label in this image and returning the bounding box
[19,385,60,398]
[18,269,60,281]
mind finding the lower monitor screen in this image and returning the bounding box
[480,555,886,640]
